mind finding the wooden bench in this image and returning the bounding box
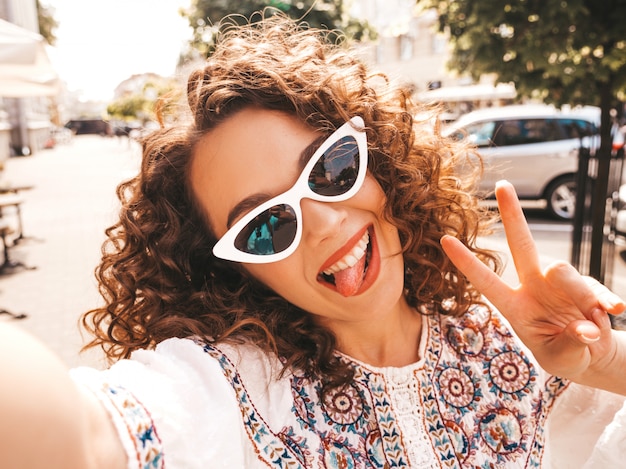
[0,193,25,241]
[0,207,35,275]
[0,220,28,316]
[0,217,14,272]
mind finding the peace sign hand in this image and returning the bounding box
[441,180,626,394]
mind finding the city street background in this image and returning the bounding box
[0,135,140,368]
[1,134,625,369]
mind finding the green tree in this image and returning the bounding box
[422,0,626,280]
[180,0,375,57]
[106,94,150,122]
[106,78,181,123]
[423,1,626,113]
[36,0,58,45]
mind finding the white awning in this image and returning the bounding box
[417,83,517,103]
[0,19,59,97]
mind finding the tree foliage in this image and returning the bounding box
[36,0,58,45]
[106,78,181,123]
[180,0,376,57]
[106,95,150,121]
[423,0,626,110]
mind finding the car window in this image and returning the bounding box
[558,118,598,139]
[558,119,581,139]
[528,119,564,142]
[492,118,565,146]
[448,114,599,148]
[576,119,599,137]
[493,119,524,146]
[458,120,496,147]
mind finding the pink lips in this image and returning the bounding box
[317,225,380,296]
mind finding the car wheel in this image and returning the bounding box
[545,176,576,221]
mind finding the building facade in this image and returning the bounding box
[0,0,54,156]
[352,0,516,119]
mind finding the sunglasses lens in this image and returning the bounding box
[308,135,360,196]
[233,204,297,255]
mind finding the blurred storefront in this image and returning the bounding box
[0,0,59,161]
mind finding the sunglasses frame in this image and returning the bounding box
[212,116,368,264]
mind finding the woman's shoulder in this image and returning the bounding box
[186,338,286,384]
[71,337,280,468]
[108,337,285,389]
[86,337,278,371]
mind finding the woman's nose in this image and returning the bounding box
[300,198,347,246]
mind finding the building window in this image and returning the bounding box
[433,32,446,54]
[400,33,413,61]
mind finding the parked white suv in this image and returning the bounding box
[444,104,600,220]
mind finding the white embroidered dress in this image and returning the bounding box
[71,305,626,469]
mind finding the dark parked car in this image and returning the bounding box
[64,119,112,136]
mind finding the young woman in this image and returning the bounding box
[1,14,625,469]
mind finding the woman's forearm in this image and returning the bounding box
[0,323,125,469]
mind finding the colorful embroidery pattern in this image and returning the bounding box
[100,382,164,469]
[201,344,306,469]
[432,306,566,468]
[201,305,569,468]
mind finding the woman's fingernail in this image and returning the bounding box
[577,322,601,343]
[579,333,600,344]
[609,296,626,311]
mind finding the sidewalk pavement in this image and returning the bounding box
[0,134,624,370]
[0,135,141,368]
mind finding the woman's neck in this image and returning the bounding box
[332,303,424,368]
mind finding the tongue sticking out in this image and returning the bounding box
[333,254,367,297]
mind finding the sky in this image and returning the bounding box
[44,0,193,101]
[41,0,414,103]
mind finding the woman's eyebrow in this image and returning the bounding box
[225,134,328,228]
[227,194,272,228]
[298,134,326,170]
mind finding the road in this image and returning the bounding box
[0,134,624,369]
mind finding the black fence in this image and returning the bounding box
[571,145,625,290]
